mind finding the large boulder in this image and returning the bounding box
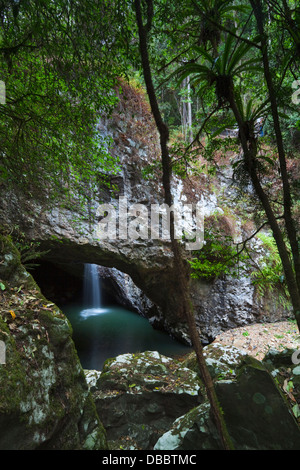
[0,234,107,450]
[85,351,204,450]
[153,402,223,450]
[83,341,300,451]
[155,344,300,450]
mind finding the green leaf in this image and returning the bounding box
[292,404,300,418]
[258,155,275,166]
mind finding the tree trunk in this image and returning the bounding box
[181,77,193,143]
[229,94,300,332]
[250,0,300,288]
[134,0,234,451]
[187,76,193,144]
[249,0,300,327]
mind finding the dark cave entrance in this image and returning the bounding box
[30,260,192,370]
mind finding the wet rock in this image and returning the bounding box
[97,266,159,319]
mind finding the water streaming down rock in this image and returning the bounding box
[64,263,192,369]
[81,264,104,318]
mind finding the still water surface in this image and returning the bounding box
[62,303,192,370]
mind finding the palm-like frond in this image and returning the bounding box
[175,32,261,105]
[190,0,250,53]
[235,93,271,123]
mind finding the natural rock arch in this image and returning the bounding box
[0,184,192,342]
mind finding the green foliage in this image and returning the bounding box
[0,0,124,204]
[9,226,49,270]
[0,0,298,313]
[251,233,290,305]
[188,220,249,280]
[149,0,300,158]
[175,32,261,106]
[188,244,237,280]
[141,0,299,323]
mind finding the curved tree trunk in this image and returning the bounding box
[134,0,234,451]
[229,89,300,333]
[248,0,300,329]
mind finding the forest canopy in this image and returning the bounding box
[0,0,126,201]
[1,1,299,192]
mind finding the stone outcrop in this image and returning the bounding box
[190,274,290,341]
[84,350,204,450]
[0,231,298,450]
[97,266,158,320]
[85,345,300,450]
[156,345,300,450]
[0,235,107,450]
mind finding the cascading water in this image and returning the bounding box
[61,262,191,369]
[81,263,107,318]
[83,263,101,308]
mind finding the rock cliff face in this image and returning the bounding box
[0,81,290,344]
[0,235,107,450]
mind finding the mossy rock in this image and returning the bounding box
[0,234,37,290]
[183,343,261,381]
[154,403,223,450]
[0,235,107,450]
[87,351,204,450]
[215,363,300,449]
[156,344,300,450]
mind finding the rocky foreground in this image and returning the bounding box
[85,347,300,450]
[1,232,300,450]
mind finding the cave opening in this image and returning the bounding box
[31,260,127,311]
[30,260,192,370]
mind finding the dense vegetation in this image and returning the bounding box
[1,0,298,316]
[140,0,300,327]
[1,0,299,450]
[0,1,124,202]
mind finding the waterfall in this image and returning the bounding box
[81,264,104,318]
[83,263,101,308]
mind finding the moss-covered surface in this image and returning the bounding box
[169,344,300,450]
[154,402,223,450]
[215,363,300,450]
[99,351,204,396]
[87,351,204,450]
[0,234,107,450]
[263,348,300,427]
[2,230,299,450]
